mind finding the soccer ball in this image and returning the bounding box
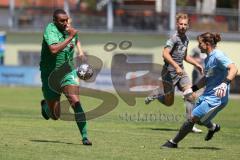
[76,63,94,80]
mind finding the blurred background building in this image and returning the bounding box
[0,0,240,33]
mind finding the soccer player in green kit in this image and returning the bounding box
[40,9,92,145]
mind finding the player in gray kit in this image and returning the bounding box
[145,13,203,133]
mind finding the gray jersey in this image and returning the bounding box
[163,32,189,72]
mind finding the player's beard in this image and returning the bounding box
[178,28,186,36]
[180,28,186,34]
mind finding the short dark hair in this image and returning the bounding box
[53,9,67,20]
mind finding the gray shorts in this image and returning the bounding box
[161,67,191,94]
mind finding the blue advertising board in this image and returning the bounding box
[0,66,41,86]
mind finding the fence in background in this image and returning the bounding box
[0,1,240,33]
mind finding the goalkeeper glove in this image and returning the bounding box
[213,82,228,98]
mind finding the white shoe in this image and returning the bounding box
[192,126,202,133]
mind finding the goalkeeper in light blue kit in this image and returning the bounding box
[162,32,238,148]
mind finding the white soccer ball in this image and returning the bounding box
[76,63,94,80]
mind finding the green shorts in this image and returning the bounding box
[41,69,80,100]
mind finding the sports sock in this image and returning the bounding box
[205,122,216,131]
[73,102,88,139]
[184,100,195,120]
[172,120,194,144]
[42,101,51,117]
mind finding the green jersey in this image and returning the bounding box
[40,22,78,74]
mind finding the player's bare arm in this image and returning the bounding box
[226,63,238,81]
[184,51,203,74]
[48,27,78,54]
[194,76,206,89]
[77,40,84,56]
[76,40,87,60]
[162,47,183,75]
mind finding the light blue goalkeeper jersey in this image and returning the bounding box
[201,49,233,106]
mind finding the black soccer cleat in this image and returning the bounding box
[205,124,220,141]
[145,96,155,104]
[41,100,50,120]
[82,138,92,146]
[161,140,178,148]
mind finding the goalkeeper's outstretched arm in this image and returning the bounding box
[225,63,238,82]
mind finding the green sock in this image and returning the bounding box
[73,102,88,140]
[42,101,51,118]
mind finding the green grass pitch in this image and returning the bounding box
[0,86,240,160]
